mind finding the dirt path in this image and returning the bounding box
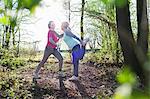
[18,62,120,99]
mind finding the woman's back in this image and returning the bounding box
[63,29,80,49]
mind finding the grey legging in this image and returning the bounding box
[34,46,63,75]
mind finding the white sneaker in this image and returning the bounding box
[82,38,90,46]
[68,76,78,81]
[33,73,41,79]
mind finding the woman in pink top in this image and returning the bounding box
[33,21,63,79]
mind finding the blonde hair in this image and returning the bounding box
[61,22,69,30]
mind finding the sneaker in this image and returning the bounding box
[58,71,65,78]
[82,38,90,46]
[68,75,78,81]
[33,73,41,79]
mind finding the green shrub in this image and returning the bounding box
[0,48,26,70]
[113,67,150,99]
[0,58,26,70]
[0,71,32,98]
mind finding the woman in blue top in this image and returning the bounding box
[55,22,89,81]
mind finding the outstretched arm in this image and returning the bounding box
[54,31,63,38]
[65,29,82,42]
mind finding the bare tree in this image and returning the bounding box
[116,0,149,88]
[80,0,85,40]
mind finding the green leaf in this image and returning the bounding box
[131,89,150,99]
[10,17,17,28]
[101,0,111,4]
[4,0,13,9]
[0,8,4,14]
[3,0,9,7]
[115,0,127,7]
[17,0,41,13]
[117,67,137,85]
[101,0,127,7]
[0,16,10,25]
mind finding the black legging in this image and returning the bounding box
[34,46,63,75]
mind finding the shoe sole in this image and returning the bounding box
[33,77,41,79]
[68,79,78,81]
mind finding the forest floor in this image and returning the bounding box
[16,58,121,99]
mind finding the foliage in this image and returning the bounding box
[0,70,32,98]
[113,67,150,99]
[0,16,10,25]
[85,0,122,63]
[0,48,26,70]
[101,0,127,7]
[0,58,25,70]
[117,68,137,85]
[0,0,41,51]
[85,49,123,64]
[20,47,37,55]
[85,0,150,98]
[17,0,42,13]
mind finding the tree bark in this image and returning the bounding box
[137,0,149,58]
[5,26,11,49]
[116,1,146,85]
[2,25,5,48]
[136,0,150,89]
[80,0,85,40]
[17,29,21,56]
[68,0,71,22]
[12,27,16,48]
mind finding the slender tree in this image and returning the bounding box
[80,0,85,40]
[68,0,71,22]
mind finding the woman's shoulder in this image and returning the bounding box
[48,30,56,34]
[64,29,71,34]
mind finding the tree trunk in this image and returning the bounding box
[5,26,11,49]
[3,25,10,49]
[137,0,149,58]
[116,1,146,85]
[68,0,71,22]
[17,29,21,56]
[136,0,150,89]
[12,28,16,48]
[80,0,85,40]
[2,25,5,48]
